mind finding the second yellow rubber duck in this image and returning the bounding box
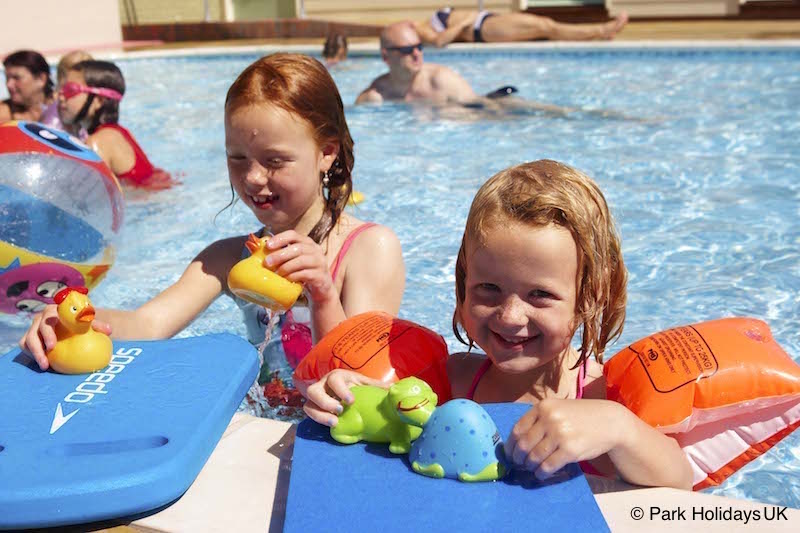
[47,286,112,374]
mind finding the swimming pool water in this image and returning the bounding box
[1,45,798,507]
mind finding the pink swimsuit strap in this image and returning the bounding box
[576,356,588,399]
[329,223,377,281]
[466,356,603,476]
[466,356,589,400]
[466,358,492,401]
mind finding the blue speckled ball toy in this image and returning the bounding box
[408,399,508,482]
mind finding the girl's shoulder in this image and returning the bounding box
[332,216,402,273]
[446,351,487,399]
[87,125,128,158]
[207,234,251,255]
[338,216,399,246]
[196,234,250,269]
[582,358,607,400]
[89,123,125,141]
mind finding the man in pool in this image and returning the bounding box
[356,22,478,105]
[355,22,575,117]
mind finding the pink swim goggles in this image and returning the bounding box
[59,81,123,101]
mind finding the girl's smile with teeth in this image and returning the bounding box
[250,193,277,207]
[492,331,536,348]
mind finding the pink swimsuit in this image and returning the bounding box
[280,223,378,367]
[465,357,605,476]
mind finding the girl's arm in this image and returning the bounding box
[87,128,135,178]
[101,236,242,339]
[20,237,242,369]
[604,402,694,489]
[86,130,114,171]
[505,398,693,490]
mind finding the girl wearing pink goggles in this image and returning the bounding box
[59,81,122,102]
[58,60,177,190]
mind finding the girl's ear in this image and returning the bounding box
[320,141,340,173]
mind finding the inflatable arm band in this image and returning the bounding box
[604,317,800,490]
[293,312,453,403]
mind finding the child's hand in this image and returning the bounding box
[265,230,337,305]
[300,369,388,427]
[18,304,112,371]
[504,398,624,479]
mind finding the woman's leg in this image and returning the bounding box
[484,11,628,42]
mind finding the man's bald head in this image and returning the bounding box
[380,21,420,49]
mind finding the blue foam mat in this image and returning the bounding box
[0,333,259,529]
[285,402,609,533]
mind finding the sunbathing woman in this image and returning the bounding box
[414,7,628,48]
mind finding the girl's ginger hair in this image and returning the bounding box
[224,53,354,244]
[453,159,627,366]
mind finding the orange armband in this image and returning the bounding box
[293,312,452,402]
[605,317,800,490]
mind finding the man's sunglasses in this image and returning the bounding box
[385,43,423,55]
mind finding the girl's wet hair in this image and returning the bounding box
[224,53,354,245]
[69,60,125,133]
[322,33,348,59]
[453,159,627,366]
[2,50,54,98]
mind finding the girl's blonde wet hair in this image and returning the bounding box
[453,159,627,366]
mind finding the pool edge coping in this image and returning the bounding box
[82,39,800,63]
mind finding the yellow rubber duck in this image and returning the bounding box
[47,286,112,374]
[348,190,365,206]
[227,234,304,311]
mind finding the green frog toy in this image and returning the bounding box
[330,377,437,454]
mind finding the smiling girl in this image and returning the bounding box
[304,160,692,488]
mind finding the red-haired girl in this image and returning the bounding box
[22,54,406,419]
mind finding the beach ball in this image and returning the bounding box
[0,121,124,314]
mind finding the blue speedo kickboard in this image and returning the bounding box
[285,403,609,533]
[0,333,259,529]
